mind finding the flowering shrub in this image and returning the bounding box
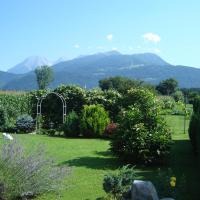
[104,122,118,138]
[0,142,70,200]
[153,169,186,200]
[111,89,172,165]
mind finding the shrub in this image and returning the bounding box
[111,106,172,164]
[0,107,7,131]
[86,89,122,121]
[62,111,80,137]
[172,90,184,102]
[158,96,175,110]
[16,114,35,133]
[0,142,70,200]
[0,92,30,129]
[80,104,110,137]
[103,165,136,200]
[189,97,200,155]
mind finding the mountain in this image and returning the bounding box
[7,56,52,74]
[2,52,200,90]
[0,71,21,88]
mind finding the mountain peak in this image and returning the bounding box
[103,50,121,56]
[7,56,52,74]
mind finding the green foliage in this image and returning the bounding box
[54,85,86,114]
[16,114,35,133]
[158,96,175,115]
[80,104,110,137]
[103,165,135,200]
[86,89,122,120]
[189,96,200,155]
[0,141,69,200]
[0,107,7,130]
[111,89,172,164]
[172,90,184,102]
[62,111,80,137]
[0,92,30,130]
[99,76,143,93]
[156,78,178,95]
[35,65,54,89]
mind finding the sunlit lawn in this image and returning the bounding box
[0,114,199,200]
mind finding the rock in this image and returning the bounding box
[131,180,159,200]
[160,199,175,200]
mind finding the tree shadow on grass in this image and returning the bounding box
[59,156,121,170]
[94,150,114,157]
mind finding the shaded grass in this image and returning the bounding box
[0,114,199,200]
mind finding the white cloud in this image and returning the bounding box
[143,33,161,43]
[106,34,113,41]
[112,47,118,51]
[74,44,80,48]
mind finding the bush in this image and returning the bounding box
[111,106,172,164]
[86,89,122,121]
[103,165,136,200]
[62,111,80,137]
[158,96,175,110]
[16,114,35,133]
[0,107,7,131]
[80,104,110,137]
[0,92,30,129]
[189,97,200,155]
[172,90,184,102]
[0,142,70,200]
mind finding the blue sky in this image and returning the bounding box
[0,0,200,70]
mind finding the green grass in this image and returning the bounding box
[0,114,199,200]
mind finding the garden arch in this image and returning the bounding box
[36,92,66,130]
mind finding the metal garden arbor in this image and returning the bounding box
[36,92,66,130]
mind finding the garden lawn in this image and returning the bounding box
[0,114,199,200]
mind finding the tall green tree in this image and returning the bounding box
[156,78,178,95]
[35,66,54,90]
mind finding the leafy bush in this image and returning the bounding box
[0,142,70,200]
[62,111,80,137]
[172,90,184,102]
[158,96,175,110]
[189,97,200,155]
[111,94,172,164]
[86,89,122,121]
[16,114,35,133]
[0,107,7,131]
[80,104,110,137]
[103,165,136,200]
[0,92,30,129]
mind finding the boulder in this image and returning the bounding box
[131,180,159,200]
[160,199,175,200]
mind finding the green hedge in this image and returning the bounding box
[0,91,31,130]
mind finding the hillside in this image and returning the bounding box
[2,52,200,90]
